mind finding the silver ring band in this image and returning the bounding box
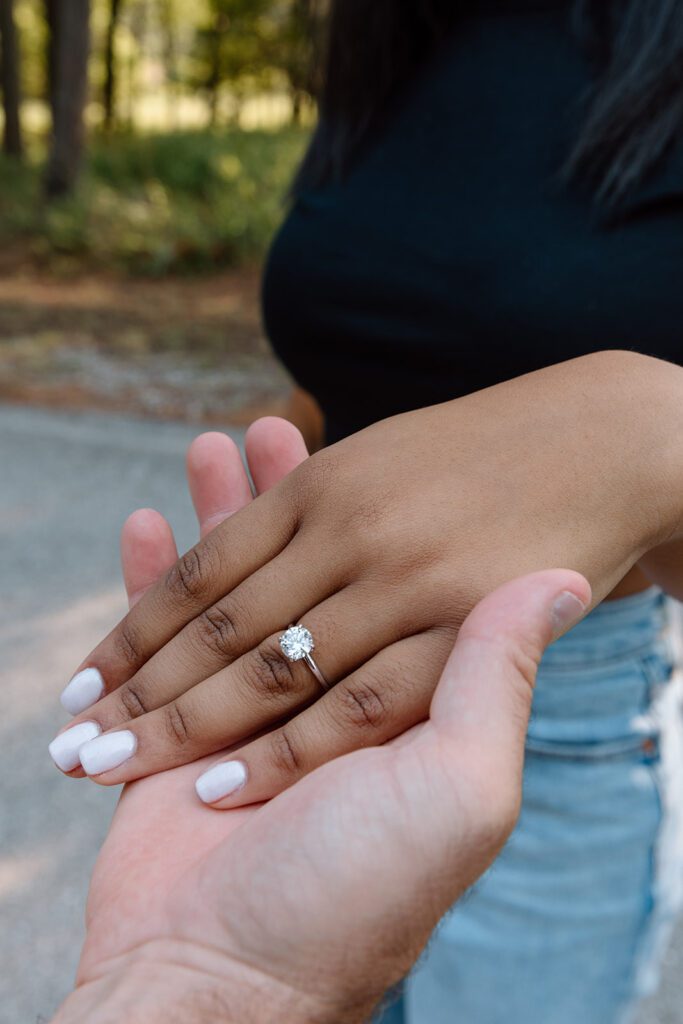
[279,625,330,692]
[302,651,330,691]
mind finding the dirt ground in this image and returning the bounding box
[0,265,294,425]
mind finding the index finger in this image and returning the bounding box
[62,481,299,714]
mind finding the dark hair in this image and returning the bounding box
[294,0,683,205]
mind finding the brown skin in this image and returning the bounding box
[289,386,652,601]
[607,563,651,598]
[60,351,683,806]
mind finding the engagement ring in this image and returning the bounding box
[279,625,330,691]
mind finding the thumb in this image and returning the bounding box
[384,570,591,931]
[432,568,590,742]
[428,569,591,834]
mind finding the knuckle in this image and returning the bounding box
[337,678,389,732]
[507,635,542,695]
[472,628,540,696]
[118,682,148,721]
[196,600,242,661]
[290,452,349,533]
[245,642,299,701]
[293,452,331,509]
[333,500,412,579]
[339,497,387,555]
[458,628,540,703]
[167,547,209,604]
[268,727,303,777]
[115,620,144,670]
[164,699,192,746]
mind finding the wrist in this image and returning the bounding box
[51,940,346,1024]
[556,350,683,552]
[620,350,683,547]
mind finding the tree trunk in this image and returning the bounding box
[286,0,322,124]
[206,26,221,128]
[291,88,302,125]
[102,0,122,131]
[44,0,56,110]
[0,0,23,157]
[44,0,91,198]
[159,0,178,129]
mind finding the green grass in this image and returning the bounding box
[0,127,310,275]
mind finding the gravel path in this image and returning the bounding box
[0,404,234,1023]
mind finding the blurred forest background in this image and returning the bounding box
[0,0,324,423]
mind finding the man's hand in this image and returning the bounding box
[52,509,590,1022]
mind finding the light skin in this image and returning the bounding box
[51,351,683,807]
[51,559,591,1024]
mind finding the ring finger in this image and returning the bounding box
[67,531,341,740]
[76,583,412,784]
[194,629,453,808]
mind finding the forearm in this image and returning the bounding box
[54,977,376,1024]
[51,942,377,1024]
[634,352,683,546]
[534,350,683,551]
[615,350,683,597]
[432,349,683,605]
[52,965,246,1024]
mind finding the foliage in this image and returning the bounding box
[0,127,309,274]
[1,0,320,272]
[14,0,49,101]
[10,0,321,126]
[193,0,281,98]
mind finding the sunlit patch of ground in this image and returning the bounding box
[0,266,292,424]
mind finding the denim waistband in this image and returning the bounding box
[528,587,676,748]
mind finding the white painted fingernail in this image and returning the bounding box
[48,721,102,772]
[60,668,105,715]
[195,761,247,804]
[80,730,137,775]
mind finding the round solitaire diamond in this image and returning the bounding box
[279,625,314,661]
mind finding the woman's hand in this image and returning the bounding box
[53,351,683,805]
[49,417,310,777]
[52,569,590,1024]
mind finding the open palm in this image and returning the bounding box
[54,422,589,1024]
[76,567,588,1024]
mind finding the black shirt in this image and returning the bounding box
[262,0,683,444]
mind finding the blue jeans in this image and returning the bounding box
[375,588,683,1024]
